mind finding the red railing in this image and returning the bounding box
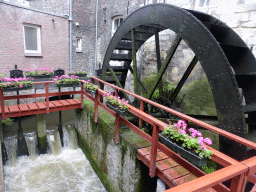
[87,76,256,192]
[0,81,84,119]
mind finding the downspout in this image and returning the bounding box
[69,0,73,71]
[94,0,99,76]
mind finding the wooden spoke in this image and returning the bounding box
[169,56,198,103]
[148,36,182,100]
[155,29,163,95]
[107,65,131,103]
[131,29,138,94]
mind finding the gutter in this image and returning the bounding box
[94,0,99,76]
[69,0,72,71]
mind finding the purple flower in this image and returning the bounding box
[188,128,195,132]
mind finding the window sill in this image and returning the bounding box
[25,53,43,57]
[76,49,83,53]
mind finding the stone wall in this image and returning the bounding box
[75,100,157,192]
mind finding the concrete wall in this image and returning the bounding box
[0,2,69,73]
[75,100,157,192]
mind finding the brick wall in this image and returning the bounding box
[0,2,69,74]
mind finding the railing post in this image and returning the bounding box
[230,173,247,192]
[115,88,118,97]
[115,113,120,144]
[80,81,84,109]
[0,88,5,119]
[139,100,144,128]
[45,83,49,114]
[149,124,159,177]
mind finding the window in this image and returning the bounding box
[199,0,210,7]
[237,0,245,4]
[23,24,41,55]
[112,16,123,36]
[76,37,82,52]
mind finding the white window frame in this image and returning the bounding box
[76,37,82,52]
[23,24,41,54]
[111,16,123,36]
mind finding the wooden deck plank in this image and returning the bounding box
[35,102,46,109]
[51,101,63,107]
[58,100,71,106]
[18,104,30,111]
[145,151,169,162]
[0,106,10,113]
[156,158,179,171]
[27,103,39,110]
[44,101,55,108]
[8,105,20,113]
[66,99,78,105]
[163,165,190,181]
[73,99,81,104]
[172,173,197,185]
[137,146,152,156]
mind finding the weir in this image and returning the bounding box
[2,120,107,192]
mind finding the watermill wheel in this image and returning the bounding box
[100,4,256,160]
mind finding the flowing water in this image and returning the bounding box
[3,121,107,192]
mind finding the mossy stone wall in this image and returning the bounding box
[75,100,156,192]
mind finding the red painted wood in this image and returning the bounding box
[8,105,19,113]
[66,99,77,105]
[44,101,55,108]
[139,101,144,128]
[94,91,99,123]
[145,151,169,162]
[35,102,46,109]
[18,104,30,111]
[172,173,197,185]
[138,146,152,156]
[51,101,63,107]
[163,166,190,181]
[149,124,159,177]
[0,106,9,113]
[58,100,71,106]
[27,103,39,110]
[73,99,81,104]
[80,82,84,109]
[156,158,179,171]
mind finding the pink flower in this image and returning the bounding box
[179,130,186,134]
[20,85,23,88]
[7,82,11,86]
[204,138,212,145]
[188,128,195,132]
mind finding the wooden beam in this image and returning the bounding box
[155,29,163,96]
[148,36,182,100]
[169,56,198,103]
[107,65,131,103]
[131,29,138,95]
[125,63,148,93]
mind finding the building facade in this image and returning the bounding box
[0,1,69,74]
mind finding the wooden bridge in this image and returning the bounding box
[1,77,256,191]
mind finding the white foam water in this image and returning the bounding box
[4,148,107,192]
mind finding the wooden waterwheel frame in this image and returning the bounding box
[100,4,256,160]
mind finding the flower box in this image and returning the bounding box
[106,102,129,116]
[1,85,33,92]
[69,73,87,77]
[26,74,54,79]
[56,83,80,88]
[158,132,207,167]
[84,89,96,96]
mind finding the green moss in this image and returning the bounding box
[38,135,47,148]
[180,75,217,116]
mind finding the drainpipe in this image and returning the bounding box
[94,0,99,76]
[69,0,73,71]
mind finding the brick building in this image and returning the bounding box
[0,1,69,74]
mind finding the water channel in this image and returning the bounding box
[1,109,166,191]
[2,110,107,192]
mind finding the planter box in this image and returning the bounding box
[69,73,87,77]
[84,89,96,97]
[56,83,80,88]
[106,102,129,117]
[26,74,54,79]
[1,85,33,92]
[158,132,207,167]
